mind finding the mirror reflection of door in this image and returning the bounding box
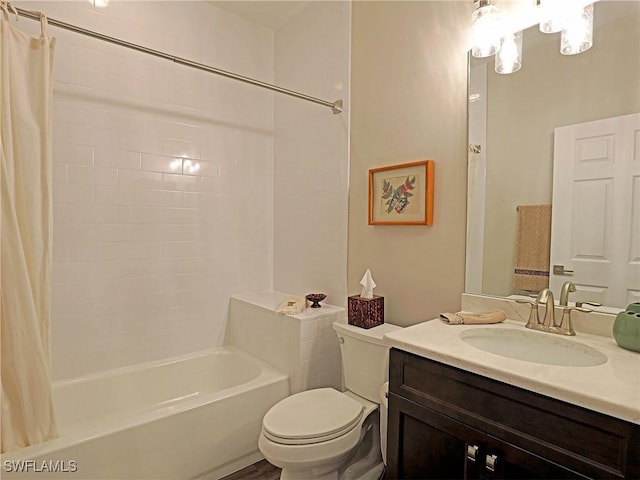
[465,2,639,311]
[550,113,640,308]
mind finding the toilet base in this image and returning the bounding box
[337,413,384,480]
[276,411,384,480]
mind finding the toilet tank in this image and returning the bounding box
[333,322,402,402]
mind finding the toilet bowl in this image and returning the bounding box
[259,322,401,480]
[258,389,379,480]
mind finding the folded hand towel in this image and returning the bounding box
[439,309,507,325]
[277,296,307,316]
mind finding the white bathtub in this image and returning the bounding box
[1,346,289,479]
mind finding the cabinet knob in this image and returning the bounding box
[466,444,479,462]
[485,453,499,472]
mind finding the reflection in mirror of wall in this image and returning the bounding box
[466,1,640,311]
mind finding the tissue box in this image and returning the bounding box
[348,295,384,329]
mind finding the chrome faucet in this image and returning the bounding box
[515,283,591,336]
[515,288,554,331]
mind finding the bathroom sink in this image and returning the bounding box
[459,328,608,367]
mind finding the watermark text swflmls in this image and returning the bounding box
[3,460,78,473]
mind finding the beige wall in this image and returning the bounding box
[349,1,472,326]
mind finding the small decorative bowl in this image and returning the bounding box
[306,293,327,308]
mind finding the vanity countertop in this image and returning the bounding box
[383,318,640,425]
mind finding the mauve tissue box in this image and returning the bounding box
[348,295,384,329]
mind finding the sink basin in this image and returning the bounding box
[459,328,608,367]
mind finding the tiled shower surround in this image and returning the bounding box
[13,1,349,380]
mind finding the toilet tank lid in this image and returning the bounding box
[333,322,402,346]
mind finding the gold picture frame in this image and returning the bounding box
[368,160,434,225]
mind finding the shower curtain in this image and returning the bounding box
[0,4,58,453]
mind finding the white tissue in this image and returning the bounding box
[359,269,376,299]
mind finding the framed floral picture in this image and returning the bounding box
[368,160,434,225]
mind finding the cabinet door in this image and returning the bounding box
[484,435,588,480]
[387,394,485,480]
[389,350,639,479]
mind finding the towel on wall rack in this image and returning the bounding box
[513,204,552,292]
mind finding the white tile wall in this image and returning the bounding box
[293,313,344,392]
[10,0,350,381]
[227,293,345,393]
[273,1,351,307]
[13,1,275,380]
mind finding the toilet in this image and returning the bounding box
[258,321,401,480]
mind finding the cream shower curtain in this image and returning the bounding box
[0,4,57,453]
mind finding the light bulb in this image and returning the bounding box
[471,2,502,58]
[561,3,594,55]
[495,31,522,74]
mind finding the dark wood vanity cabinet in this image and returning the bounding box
[386,349,640,480]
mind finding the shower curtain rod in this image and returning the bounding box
[12,6,343,114]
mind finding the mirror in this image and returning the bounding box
[466,1,640,311]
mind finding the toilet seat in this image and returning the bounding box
[262,388,364,445]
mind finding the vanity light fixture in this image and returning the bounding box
[471,0,502,58]
[88,0,109,7]
[473,0,597,74]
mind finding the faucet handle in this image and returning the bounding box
[515,298,540,328]
[557,304,593,335]
[573,306,593,313]
[557,307,577,336]
[576,301,602,308]
[515,298,535,305]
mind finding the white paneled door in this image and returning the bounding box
[550,113,640,308]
